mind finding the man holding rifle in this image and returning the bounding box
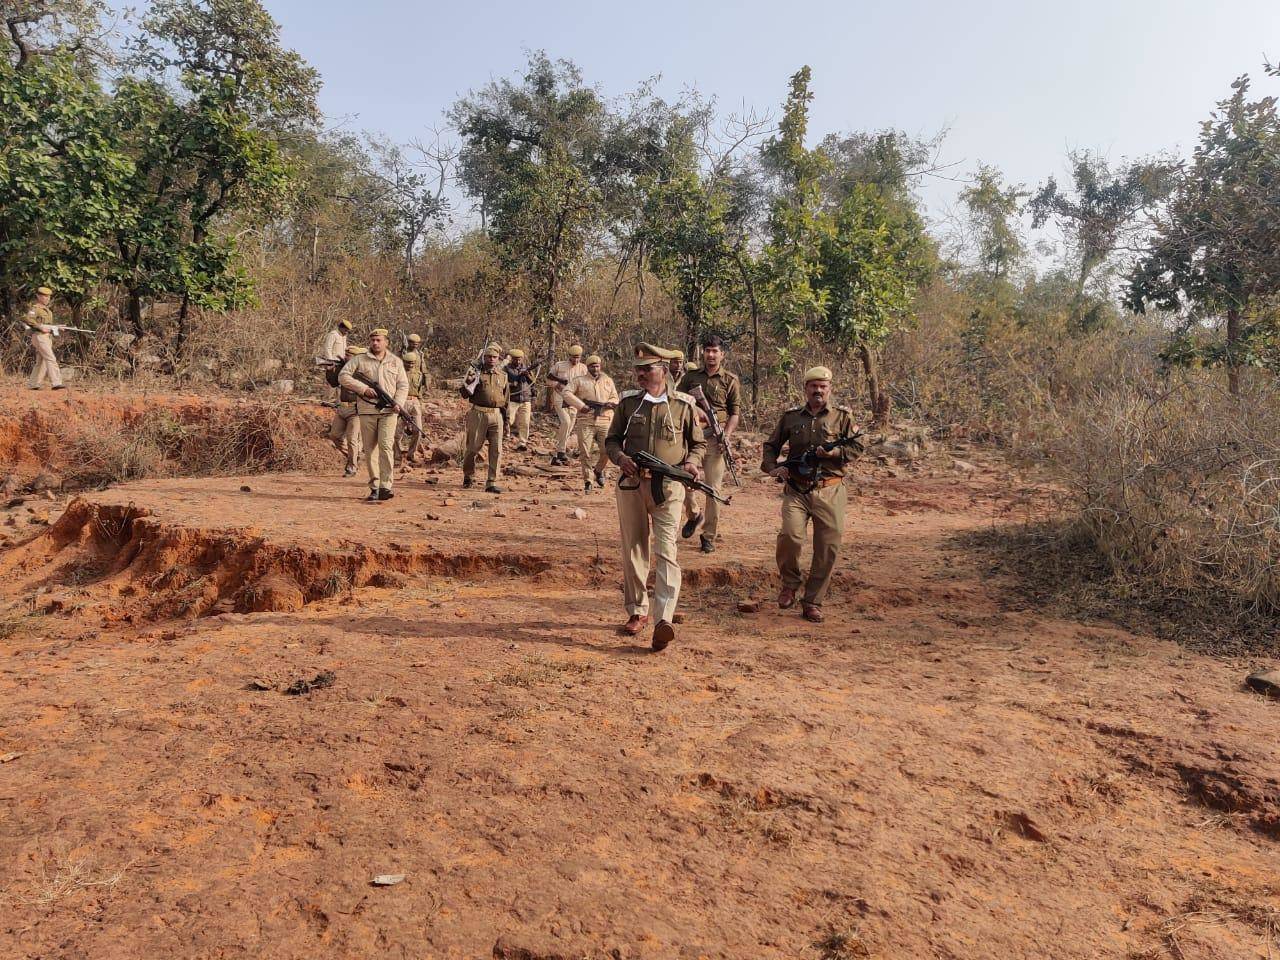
[605,343,705,652]
[678,335,741,553]
[761,366,864,622]
[563,354,620,494]
[460,345,510,493]
[23,285,84,391]
[339,328,409,502]
[546,344,587,465]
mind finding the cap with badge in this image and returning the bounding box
[633,342,682,367]
[483,345,501,358]
[36,286,53,297]
[407,333,422,344]
[345,345,367,356]
[508,348,525,359]
[585,354,602,365]
[338,319,352,331]
[803,365,833,383]
[370,327,389,337]
[568,345,583,356]
[402,350,420,364]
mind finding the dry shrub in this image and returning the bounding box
[51,400,329,487]
[1040,371,1280,621]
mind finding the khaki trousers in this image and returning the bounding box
[683,438,727,538]
[507,401,531,444]
[776,482,847,606]
[28,333,62,388]
[552,391,577,453]
[575,417,610,485]
[397,397,424,460]
[327,405,362,470]
[464,405,504,484]
[616,478,683,623]
[359,413,397,490]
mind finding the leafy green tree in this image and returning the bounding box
[1128,69,1280,394]
[959,164,1028,282]
[451,53,610,357]
[1030,151,1174,331]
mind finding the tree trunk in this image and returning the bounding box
[125,291,145,339]
[309,221,320,284]
[175,294,191,362]
[1226,306,1241,397]
[857,341,890,427]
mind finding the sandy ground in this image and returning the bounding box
[1,386,1279,959]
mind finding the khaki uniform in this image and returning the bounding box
[762,403,861,606]
[605,390,705,623]
[564,372,620,486]
[318,328,348,401]
[462,367,510,485]
[24,303,62,389]
[327,384,363,472]
[677,366,741,540]
[338,351,409,491]
[547,359,588,453]
[398,352,426,462]
[504,361,535,445]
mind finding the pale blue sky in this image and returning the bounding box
[268,0,1277,229]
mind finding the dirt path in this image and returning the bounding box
[1,418,1278,958]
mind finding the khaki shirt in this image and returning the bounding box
[320,328,347,361]
[761,404,861,480]
[338,351,409,415]
[23,303,54,335]
[464,367,509,408]
[605,390,705,469]
[547,359,587,392]
[563,373,620,424]
[678,366,741,422]
[403,353,426,398]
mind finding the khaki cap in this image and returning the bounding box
[36,286,53,296]
[345,345,367,356]
[568,345,583,356]
[508,348,525,359]
[585,354,602,365]
[803,365,833,382]
[338,319,352,331]
[634,342,681,366]
[685,361,700,372]
[402,351,420,364]
[370,327,389,337]
[407,333,422,343]
[483,345,501,358]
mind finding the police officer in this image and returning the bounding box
[761,366,863,622]
[546,345,587,465]
[24,286,65,391]
[605,343,705,652]
[318,319,352,403]
[678,334,741,553]
[338,328,409,502]
[503,348,535,450]
[399,335,427,464]
[563,354,620,494]
[461,345,509,493]
[327,344,366,476]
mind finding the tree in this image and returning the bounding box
[451,52,610,358]
[1030,151,1174,331]
[814,184,931,424]
[367,132,455,285]
[1128,69,1280,394]
[958,164,1028,282]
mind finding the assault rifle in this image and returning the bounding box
[314,355,345,388]
[777,432,864,494]
[580,398,618,415]
[686,384,740,487]
[351,371,423,437]
[633,451,731,507]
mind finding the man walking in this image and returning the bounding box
[327,344,366,477]
[605,343,705,652]
[761,366,863,622]
[461,345,510,493]
[563,354,619,494]
[399,338,427,464]
[339,328,408,502]
[24,286,65,391]
[546,344,587,465]
[678,334,741,554]
[503,348,535,451]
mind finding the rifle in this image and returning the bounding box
[49,325,94,336]
[580,398,618,415]
[777,432,864,494]
[686,384,740,488]
[351,371,423,437]
[633,451,731,506]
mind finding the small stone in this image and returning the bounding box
[569,507,587,520]
[29,471,61,493]
[371,874,405,886]
[737,600,760,614]
[1245,669,1280,699]
[426,513,442,521]
[951,458,977,473]
[672,612,686,625]
[239,485,252,493]
[443,498,456,507]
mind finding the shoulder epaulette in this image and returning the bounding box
[620,389,642,399]
[670,390,696,405]
[786,403,804,412]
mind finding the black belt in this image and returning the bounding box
[472,403,503,409]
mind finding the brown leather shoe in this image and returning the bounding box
[621,614,649,636]
[777,587,797,609]
[802,604,824,623]
[651,620,675,652]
